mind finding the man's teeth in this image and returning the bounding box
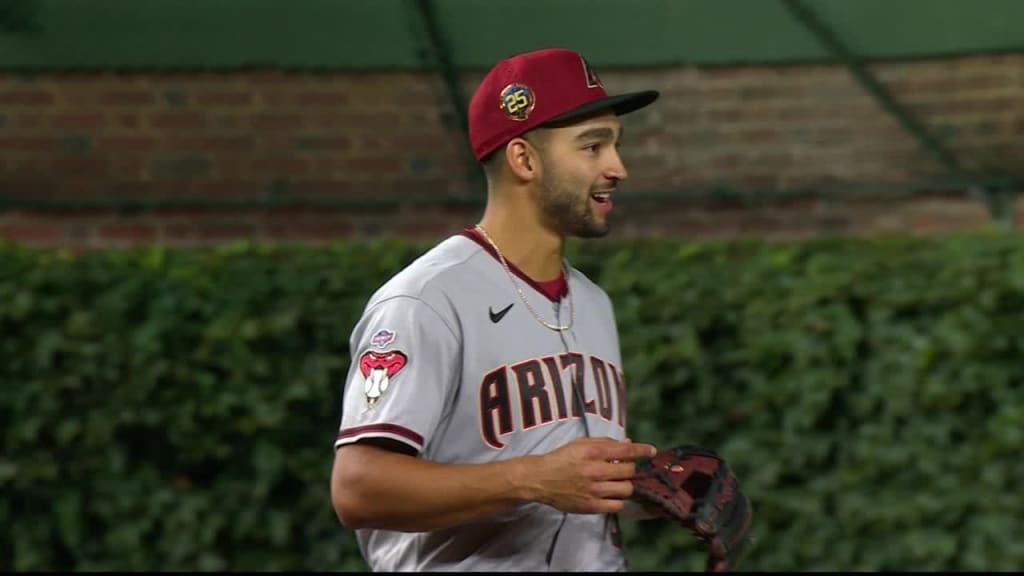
[592,193,610,202]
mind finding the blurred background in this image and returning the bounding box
[2,0,1024,572]
[2,0,1024,245]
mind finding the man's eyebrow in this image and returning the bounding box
[574,126,621,142]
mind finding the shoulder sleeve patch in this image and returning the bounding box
[359,349,408,409]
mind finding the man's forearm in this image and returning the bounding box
[332,444,540,532]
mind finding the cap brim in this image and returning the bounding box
[543,90,660,126]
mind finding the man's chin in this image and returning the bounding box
[551,209,611,239]
[574,221,611,239]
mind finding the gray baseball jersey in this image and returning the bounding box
[334,229,631,572]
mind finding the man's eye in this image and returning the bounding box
[583,144,600,153]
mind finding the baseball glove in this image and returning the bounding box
[630,444,753,572]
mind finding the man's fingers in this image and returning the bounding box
[592,479,635,500]
[592,460,638,481]
[602,441,657,462]
[588,496,628,515]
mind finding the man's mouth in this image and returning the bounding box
[591,191,613,204]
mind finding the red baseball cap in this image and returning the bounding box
[467,48,660,162]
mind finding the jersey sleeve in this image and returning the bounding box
[334,295,460,455]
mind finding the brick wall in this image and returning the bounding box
[1,53,1023,248]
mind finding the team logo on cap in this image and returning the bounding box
[359,349,407,409]
[581,56,602,88]
[499,83,535,121]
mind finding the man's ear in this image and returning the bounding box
[503,137,541,182]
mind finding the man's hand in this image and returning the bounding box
[523,437,657,515]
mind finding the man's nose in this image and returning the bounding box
[605,150,628,182]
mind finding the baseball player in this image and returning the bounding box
[330,47,661,571]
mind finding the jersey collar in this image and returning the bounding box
[460,227,567,303]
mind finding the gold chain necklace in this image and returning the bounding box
[474,224,574,332]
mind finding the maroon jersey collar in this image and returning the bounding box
[460,227,567,303]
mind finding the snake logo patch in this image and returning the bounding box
[359,349,408,409]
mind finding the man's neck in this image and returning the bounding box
[477,208,565,283]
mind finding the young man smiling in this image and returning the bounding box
[331,47,662,571]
